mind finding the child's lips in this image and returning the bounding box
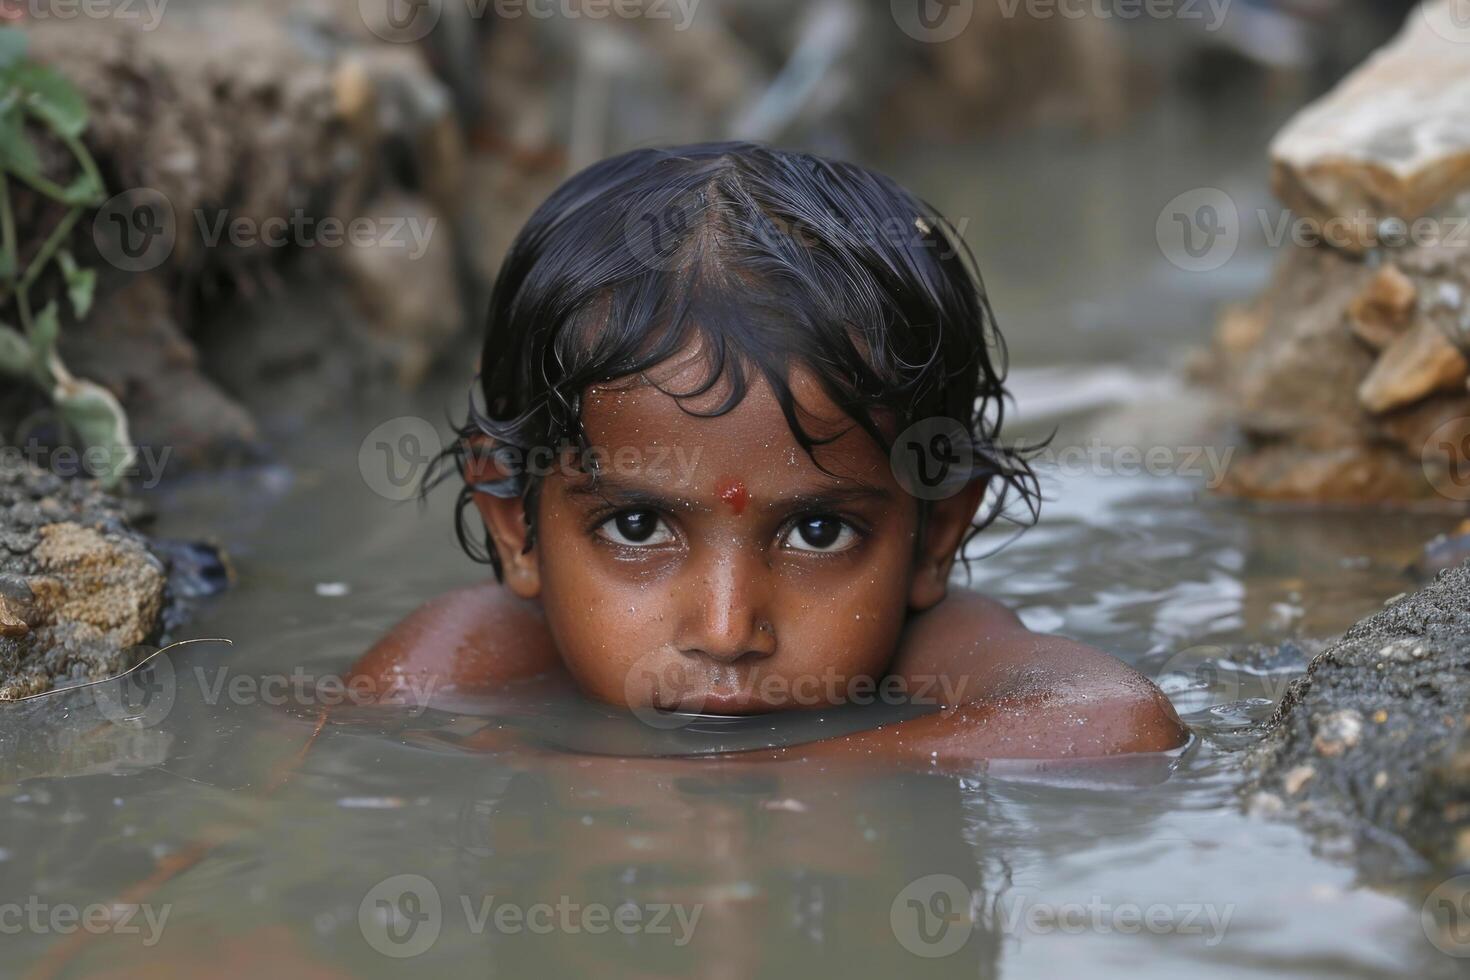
[647,664,776,714]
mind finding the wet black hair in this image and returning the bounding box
[425,141,1039,580]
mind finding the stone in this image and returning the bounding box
[1347,263,1417,350]
[1247,560,1470,879]
[334,193,464,390]
[1357,321,1468,414]
[1311,709,1364,757]
[0,459,209,700]
[0,595,28,637]
[1283,764,1316,795]
[1270,1,1470,251]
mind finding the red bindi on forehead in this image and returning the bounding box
[715,475,748,515]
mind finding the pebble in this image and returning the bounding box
[1311,709,1364,757]
[1282,765,1316,796]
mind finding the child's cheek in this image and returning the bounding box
[537,537,669,703]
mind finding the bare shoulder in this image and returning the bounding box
[890,588,1188,755]
[348,582,562,697]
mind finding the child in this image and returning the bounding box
[349,142,1186,763]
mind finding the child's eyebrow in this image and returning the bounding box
[561,475,892,513]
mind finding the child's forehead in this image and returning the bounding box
[576,357,893,483]
[584,351,838,433]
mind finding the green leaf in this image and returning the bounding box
[0,111,41,178]
[58,171,101,206]
[29,298,58,361]
[58,250,94,319]
[0,321,29,376]
[14,62,87,139]
[53,377,135,488]
[0,30,28,74]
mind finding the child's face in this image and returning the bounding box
[476,348,976,714]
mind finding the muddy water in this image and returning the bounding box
[3,105,1465,977]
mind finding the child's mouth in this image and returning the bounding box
[646,663,774,715]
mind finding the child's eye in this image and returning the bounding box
[781,516,859,553]
[596,510,675,547]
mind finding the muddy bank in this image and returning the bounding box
[1247,561,1470,881]
[2,3,537,474]
[0,458,224,699]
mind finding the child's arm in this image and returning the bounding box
[771,589,1188,764]
[348,584,561,700]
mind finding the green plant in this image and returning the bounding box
[0,26,134,487]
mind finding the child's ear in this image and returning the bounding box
[908,477,987,612]
[464,436,541,599]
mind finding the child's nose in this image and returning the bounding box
[675,551,776,664]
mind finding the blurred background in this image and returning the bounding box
[0,0,1427,474]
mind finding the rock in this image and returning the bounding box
[1347,263,1417,350]
[1283,764,1316,796]
[334,193,463,389]
[56,277,265,475]
[1208,208,1470,503]
[1209,4,1470,503]
[0,596,28,637]
[0,459,216,700]
[1311,709,1364,757]
[1357,321,1468,414]
[1247,560,1470,879]
[1270,1,1470,251]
